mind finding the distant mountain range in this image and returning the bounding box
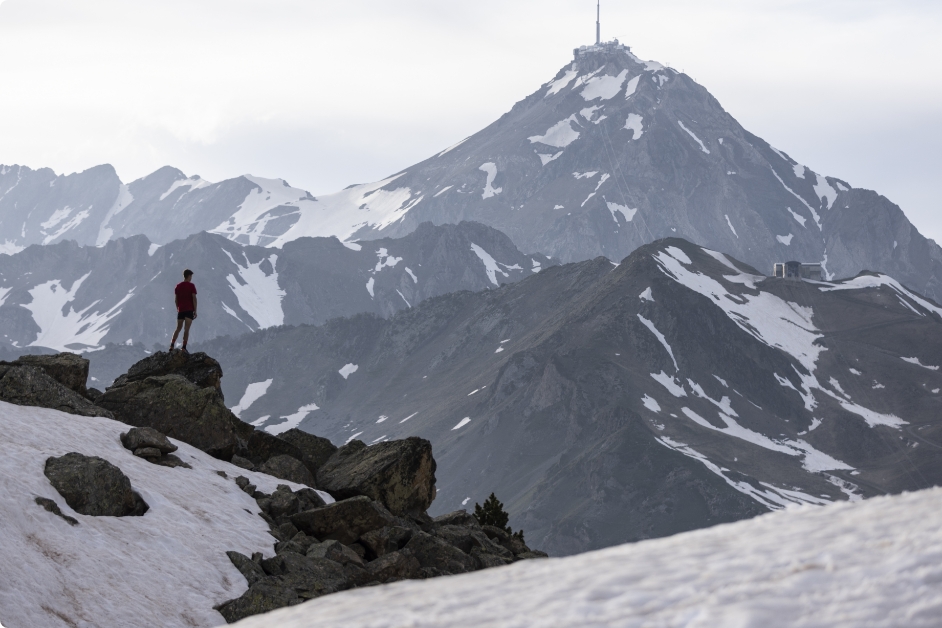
[0,222,550,355]
[186,237,942,555]
[3,42,941,300]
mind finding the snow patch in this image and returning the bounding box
[222,250,285,329]
[452,417,471,430]
[638,315,678,371]
[470,243,509,286]
[641,394,661,413]
[677,121,710,154]
[231,379,273,418]
[537,151,563,166]
[901,357,940,371]
[266,403,320,436]
[651,371,686,397]
[777,234,794,246]
[580,69,630,101]
[545,69,578,96]
[338,364,358,379]
[479,163,502,199]
[724,215,738,238]
[786,207,807,228]
[528,116,581,149]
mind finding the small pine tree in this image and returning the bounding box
[473,492,526,544]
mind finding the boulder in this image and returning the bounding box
[317,437,437,516]
[226,551,266,586]
[44,453,148,517]
[230,455,255,471]
[258,455,316,488]
[403,531,475,577]
[120,427,178,454]
[278,429,338,473]
[359,526,414,559]
[216,581,300,624]
[258,552,348,597]
[435,525,511,558]
[13,353,89,395]
[306,540,365,568]
[363,549,422,583]
[0,364,113,418]
[268,485,300,518]
[112,351,224,398]
[133,447,162,460]
[86,387,103,403]
[275,532,317,556]
[471,547,514,569]
[290,496,398,545]
[243,430,309,475]
[97,375,240,460]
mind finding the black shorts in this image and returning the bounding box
[177,310,195,320]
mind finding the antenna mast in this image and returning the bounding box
[596,1,601,45]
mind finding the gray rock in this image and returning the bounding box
[259,552,348,597]
[258,455,316,488]
[217,581,300,624]
[278,428,338,474]
[86,387,103,402]
[44,453,148,517]
[516,550,549,559]
[34,496,78,526]
[120,427,178,454]
[133,447,162,459]
[230,455,255,470]
[435,525,511,558]
[97,374,240,460]
[433,509,480,528]
[0,364,113,418]
[226,550,265,586]
[275,531,316,556]
[152,454,192,469]
[268,485,300,518]
[242,430,310,476]
[403,531,475,577]
[317,436,436,516]
[471,547,513,569]
[295,488,327,511]
[359,526,414,559]
[112,350,224,398]
[363,549,423,584]
[306,540,365,568]
[13,353,89,395]
[290,496,398,545]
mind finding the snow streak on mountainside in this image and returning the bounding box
[0,222,551,361]
[0,400,330,628]
[201,238,942,555]
[233,487,942,628]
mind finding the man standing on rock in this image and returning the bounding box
[170,269,197,354]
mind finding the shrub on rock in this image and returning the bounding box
[44,453,148,517]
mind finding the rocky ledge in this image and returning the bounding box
[9,350,547,623]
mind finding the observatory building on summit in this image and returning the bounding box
[574,1,631,60]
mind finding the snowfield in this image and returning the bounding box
[0,400,329,628]
[232,487,942,627]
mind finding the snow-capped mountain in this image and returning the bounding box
[197,238,942,555]
[0,222,550,357]
[4,43,940,302]
[231,486,942,628]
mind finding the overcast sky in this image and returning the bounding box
[1,0,940,239]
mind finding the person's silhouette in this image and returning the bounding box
[170,269,197,353]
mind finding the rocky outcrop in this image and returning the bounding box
[13,353,89,396]
[278,428,337,474]
[0,363,112,418]
[111,350,224,399]
[258,455,316,487]
[44,453,148,517]
[120,426,190,468]
[98,374,240,460]
[317,437,436,516]
[219,479,546,623]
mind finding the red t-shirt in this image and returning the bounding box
[175,281,197,312]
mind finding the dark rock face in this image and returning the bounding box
[290,496,398,545]
[111,350,224,399]
[258,455,316,488]
[98,375,239,460]
[404,531,476,577]
[13,353,89,396]
[279,428,338,474]
[0,364,112,418]
[317,437,437,516]
[244,431,309,475]
[44,453,148,517]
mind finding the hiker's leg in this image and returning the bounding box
[170,319,184,348]
[182,317,193,347]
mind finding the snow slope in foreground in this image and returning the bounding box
[0,400,328,628]
[234,488,942,627]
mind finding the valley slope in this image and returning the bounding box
[200,238,942,555]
